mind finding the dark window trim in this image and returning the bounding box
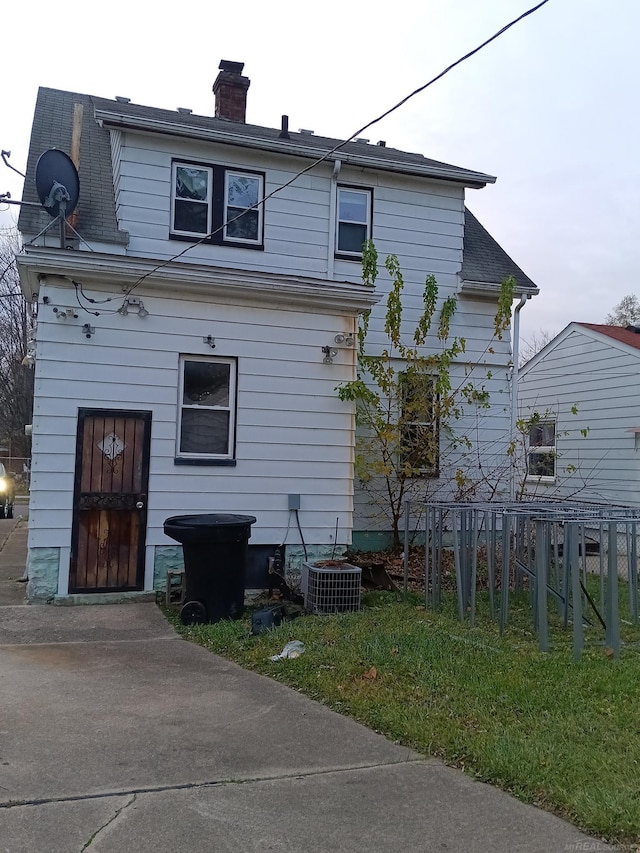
[170,159,265,250]
[175,354,239,463]
[335,184,373,261]
[174,458,237,467]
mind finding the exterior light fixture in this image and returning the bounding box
[322,346,338,364]
[334,333,355,347]
[118,296,149,318]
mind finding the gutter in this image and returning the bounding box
[93,109,495,188]
[460,279,539,298]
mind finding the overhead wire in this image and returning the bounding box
[118,0,551,302]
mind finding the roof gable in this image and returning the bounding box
[520,322,640,376]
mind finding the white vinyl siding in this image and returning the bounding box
[519,326,640,505]
[27,282,359,552]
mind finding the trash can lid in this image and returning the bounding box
[164,513,257,529]
[164,513,257,545]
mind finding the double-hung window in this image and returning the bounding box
[171,161,264,248]
[336,186,372,257]
[399,372,439,477]
[172,165,212,236]
[224,171,262,244]
[527,421,556,479]
[177,356,237,462]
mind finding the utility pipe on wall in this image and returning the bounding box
[510,293,530,500]
[327,160,341,280]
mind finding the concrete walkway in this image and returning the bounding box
[0,525,614,851]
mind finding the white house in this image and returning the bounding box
[519,322,640,505]
[17,60,537,602]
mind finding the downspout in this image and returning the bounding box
[510,293,530,500]
[327,159,341,280]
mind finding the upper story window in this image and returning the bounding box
[173,166,212,236]
[336,186,372,258]
[224,172,262,244]
[527,420,556,479]
[171,161,264,249]
[177,356,237,463]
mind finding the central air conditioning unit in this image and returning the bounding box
[301,562,362,614]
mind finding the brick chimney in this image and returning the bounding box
[213,60,250,122]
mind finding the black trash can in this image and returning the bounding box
[164,514,256,625]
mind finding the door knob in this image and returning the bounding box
[136,501,144,509]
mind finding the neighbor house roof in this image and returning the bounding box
[578,323,640,351]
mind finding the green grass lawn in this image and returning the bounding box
[165,590,640,848]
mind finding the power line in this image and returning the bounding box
[121,0,550,301]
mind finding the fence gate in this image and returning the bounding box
[70,409,151,593]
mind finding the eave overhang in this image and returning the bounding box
[94,109,496,189]
[460,279,540,299]
[16,247,380,315]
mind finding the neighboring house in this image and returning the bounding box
[519,322,640,505]
[17,60,537,601]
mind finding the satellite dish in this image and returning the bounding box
[35,149,79,219]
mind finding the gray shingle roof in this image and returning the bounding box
[90,96,495,187]
[18,87,537,296]
[461,208,537,292]
[18,88,128,245]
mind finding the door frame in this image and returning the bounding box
[69,408,152,594]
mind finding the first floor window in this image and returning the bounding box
[177,356,236,459]
[336,186,372,257]
[527,420,556,478]
[399,372,439,476]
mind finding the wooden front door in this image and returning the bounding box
[70,409,151,593]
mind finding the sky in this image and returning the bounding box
[2,0,638,347]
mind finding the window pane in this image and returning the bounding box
[183,361,230,407]
[180,409,230,455]
[338,222,367,254]
[528,452,555,477]
[227,174,259,208]
[529,422,555,447]
[176,167,209,201]
[174,200,208,234]
[339,190,367,223]
[226,207,259,241]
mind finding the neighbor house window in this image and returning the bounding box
[527,420,556,478]
[336,186,372,257]
[399,372,439,476]
[177,356,237,461]
[171,161,264,247]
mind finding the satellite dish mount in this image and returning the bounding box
[34,149,80,249]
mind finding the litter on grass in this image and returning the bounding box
[269,640,305,661]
